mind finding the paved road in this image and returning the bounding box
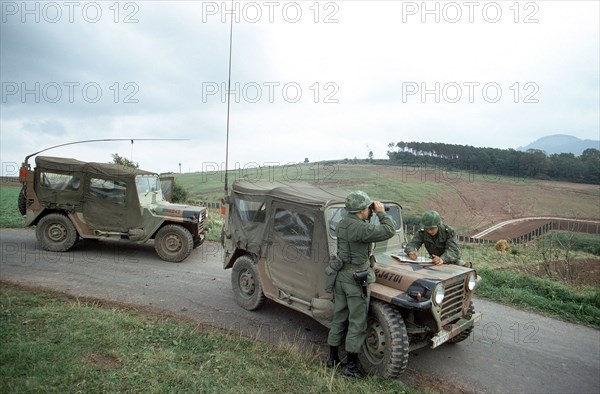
[1,229,599,393]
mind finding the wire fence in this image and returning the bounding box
[0,176,20,184]
[404,221,598,245]
[506,220,599,244]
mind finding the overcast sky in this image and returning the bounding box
[1,0,599,175]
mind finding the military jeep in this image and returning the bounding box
[19,156,207,262]
[222,180,481,378]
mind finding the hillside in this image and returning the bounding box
[175,163,600,234]
[518,134,599,155]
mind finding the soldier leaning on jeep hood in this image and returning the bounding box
[326,190,396,378]
[405,210,467,266]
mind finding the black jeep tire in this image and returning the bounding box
[18,187,27,216]
[154,224,193,262]
[448,301,476,343]
[359,300,409,378]
[231,255,267,311]
[35,213,78,252]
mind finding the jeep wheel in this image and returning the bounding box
[154,225,193,262]
[448,301,475,343]
[36,213,78,252]
[18,187,27,216]
[231,255,267,311]
[359,300,409,378]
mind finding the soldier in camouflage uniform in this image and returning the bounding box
[405,210,466,266]
[327,191,396,378]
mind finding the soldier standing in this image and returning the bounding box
[327,191,396,378]
[405,210,466,266]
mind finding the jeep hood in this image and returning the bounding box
[371,253,478,310]
[152,202,206,223]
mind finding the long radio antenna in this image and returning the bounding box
[224,0,234,194]
[23,138,189,163]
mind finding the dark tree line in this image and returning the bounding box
[386,142,600,184]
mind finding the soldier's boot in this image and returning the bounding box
[343,353,364,379]
[326,346,345,368]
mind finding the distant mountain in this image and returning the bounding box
[517,134,599,155]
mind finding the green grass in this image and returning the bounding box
[476,267,600,328]
[542,232,600,256]
[462,242,600,328]
[205,207,224,242]
[0,185,25,228]
[0,287,423,394]
[175,162,449,216]
[3,165,599,329]
[179,163,448,240]
[175,161,600,226]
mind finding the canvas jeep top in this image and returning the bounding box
[19,155,207,262]
[222,179,481,378]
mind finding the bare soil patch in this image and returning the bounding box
[476,218,600,241]
[373,166,600,234]
[512,258,600,287]
[82,352,123,370]
[479,219,553,241]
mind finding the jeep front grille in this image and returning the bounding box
[199,211,207,230]
[440,276,466,324]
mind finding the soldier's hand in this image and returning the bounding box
[407,251,417,260]
[372,201,384,213]
[432,255,444,265]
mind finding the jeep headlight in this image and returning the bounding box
[432,284,445,305]
[466,272,477,292]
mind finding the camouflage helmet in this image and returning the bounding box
[345,190,372,213]
[420,210,442,228]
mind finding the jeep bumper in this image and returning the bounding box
[430,312,482,348]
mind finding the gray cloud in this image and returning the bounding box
[1,1,598,174]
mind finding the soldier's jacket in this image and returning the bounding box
[405,225,461,263]
[335,211,396,284]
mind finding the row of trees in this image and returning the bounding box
[386,142,600,184]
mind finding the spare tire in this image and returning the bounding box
[18,187,27,216]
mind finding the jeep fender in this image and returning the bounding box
[370,282,432,311]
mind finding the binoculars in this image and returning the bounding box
[370,202,391,211]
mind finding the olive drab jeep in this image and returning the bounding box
[222,180,482,379]
[18,156,207,262]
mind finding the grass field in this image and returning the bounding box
[462,242,600,328]
[0,185,24,228]
[174,162,600,234]
[0,287,422,393]
[1,163,598,327]
[175,162,449,217]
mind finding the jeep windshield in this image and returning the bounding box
[135,175,164,203]
[326,204,403,238]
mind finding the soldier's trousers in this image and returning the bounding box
[327,278,369,354]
